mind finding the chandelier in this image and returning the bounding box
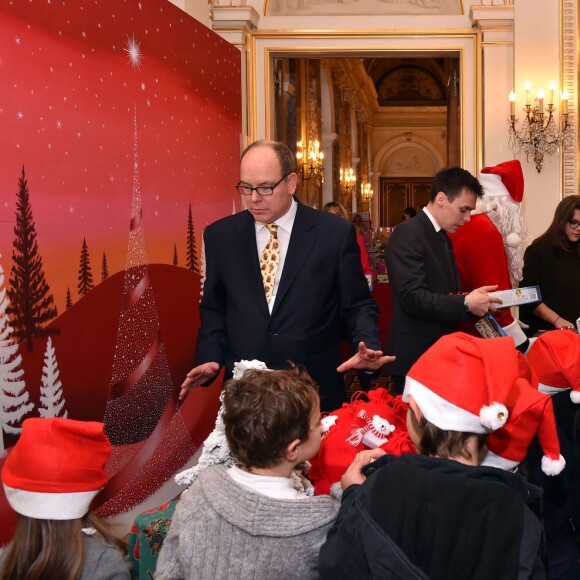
[340,167,356,195]
[508,81,572,173]
[361,182,374,202]
[296,139,324,186]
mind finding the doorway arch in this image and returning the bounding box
[251,32,481,174]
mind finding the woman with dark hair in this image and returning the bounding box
[519,195,580,335]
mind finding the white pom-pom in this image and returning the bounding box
[232,359,269,380]
[480,403,509,430]
[506,233,522,248]
[570,390,580,404]
[541,454,566,476]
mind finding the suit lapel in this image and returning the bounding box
[417,211,456,291]
[448,243,462,292]
[234,211,270,317]
[271,204,316,317]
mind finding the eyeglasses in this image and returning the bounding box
[236,174,289,197]
[568,219,580,230]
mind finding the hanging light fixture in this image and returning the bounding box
[296,139,324,186]
[508,80,573,173]
[361,182,374,202]
[340,167,356,195]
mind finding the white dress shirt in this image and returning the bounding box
[422,206,442,232]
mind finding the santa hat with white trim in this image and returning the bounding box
[527,330,580,404]
[479,159,524,203]
[403,333,564,475]
[403,334,517,434]
[2,418,111,520]
[484,352,565,475]
[477,160,527,287]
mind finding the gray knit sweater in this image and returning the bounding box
[155,465,338,580]
[81,535,129,580]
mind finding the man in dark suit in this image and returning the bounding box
[386,167,502,393]
[181,140,392,410]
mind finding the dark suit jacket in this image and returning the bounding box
[195,203,380,410]
[385,210,467,377]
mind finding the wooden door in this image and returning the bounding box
[379,178,432,227]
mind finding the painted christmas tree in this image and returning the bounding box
[186,204,199,273]
[78,237,95,296]
[38,337,67,419]
[65,288,73,310]
[0,256,33,454]
[8,166,58,352]
[96,44,197,517]
[101,252,109,281]
[172,243,178,266]
[104,108,176,446]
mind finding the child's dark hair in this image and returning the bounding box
[409,408,487,461]
[222,364,319,469]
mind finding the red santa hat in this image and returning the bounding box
[404,334,516,433]
[2,418,111,520]
[484,353,564,475]
[404,333,564,474]
[479,159,524,203]
[526,330,580,404]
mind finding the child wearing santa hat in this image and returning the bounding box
[155,365,338,580]
[524,330,580,580]
[318,333,559,580]
[0,418,129,580]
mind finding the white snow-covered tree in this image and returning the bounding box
[38,336,67,419]
[0,257,33,454]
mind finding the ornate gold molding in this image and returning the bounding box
[563,0,577,194]
[251,29,479,171]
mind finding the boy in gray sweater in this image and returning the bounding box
[155,365,338,580]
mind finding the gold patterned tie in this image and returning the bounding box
[260,224,280,302]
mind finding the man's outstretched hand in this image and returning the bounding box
[336,341,395,373]
[179,362,219,401]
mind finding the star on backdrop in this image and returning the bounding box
[0,0,241,312]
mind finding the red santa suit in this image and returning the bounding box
[451,213,517,331]
[449,160,528,350]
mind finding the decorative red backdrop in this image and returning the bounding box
[0,0,241,540]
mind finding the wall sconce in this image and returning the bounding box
[361,182,374,202]
[508,80,572,173]
[296,139,324,186]
[340,167,356,195]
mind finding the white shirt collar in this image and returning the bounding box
[422,206,442,232]
[254,199,298,234]
[227,465,303,500]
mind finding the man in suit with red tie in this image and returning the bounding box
[386,167,502,393]
[181,140,392,410]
